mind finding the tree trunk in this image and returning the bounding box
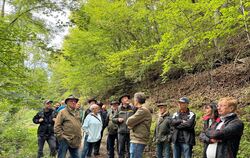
[240,0,250,45]
[1,0,6,17]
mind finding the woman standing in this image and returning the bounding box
[81,104,103,158]
[199,103,220,158]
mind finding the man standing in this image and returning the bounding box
[171,97,196,158]
[154,102,172,158]
[126,92,152,158]
[105,101,119,158]
[33,100,57,158]
[112,94,136,158]
[204,97,244,158]
[54,95,82,158]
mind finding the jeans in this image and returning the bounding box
[107,133,118,158]
[156,142,170,158]
[129,143,146,158]
[118,133,130,158]
[173,143,192,158]
[37,135,56,158]
[58,139,80,158]
[81,135,95,158]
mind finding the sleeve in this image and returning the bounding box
[176,114,196,130]
[205,119,244,140]
[54,111,64,140]
[171,113,182,126]
[82,115,90,134]
[104,112,110,128]
[199,132,210,143]
[32,112,41,124]
[112,110,120,124]
[126,109,145,129]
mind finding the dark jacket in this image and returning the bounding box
[205,113,244,158]
[199,116,220,158]
[33,108,56,136]
[112,104,136,134]
[105,110,118,135]
[154,112,172,143]
[171,109,196,146]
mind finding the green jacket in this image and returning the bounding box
[54,106,82,148]
[126,104,152,145]
[105,110,118,135]
[154,112,172,143]
[112,104,136,134]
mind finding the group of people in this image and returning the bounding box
[33,93,244,158]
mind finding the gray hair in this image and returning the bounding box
[90,104,99,111]
[134,92,146,104]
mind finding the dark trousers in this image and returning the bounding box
[118,133,130,158]
[93,129,104,155]
[37,135,56,158]
[107,133,118,158]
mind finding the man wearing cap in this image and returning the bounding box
[33,100,57,158]
[112,94,136,158]
[154,102,172,158]
[54,95,82,158]
[171,97,196,158]
[105,101,119,158]
[126,92,153,158]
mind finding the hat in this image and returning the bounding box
[97,101,103,107]
[156,102,168,107]
[178,97,189,104]
[87,98,97,104]
[44,100,53,104]
[119,94,130,103]
[110,101,119,105]
[65,95,79,104]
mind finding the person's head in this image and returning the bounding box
[90,104,100,115]
[102,104,107,111]
[76,102,81,109]
[119,94,130,106]
[44,100,53,109]
[157,103,168,115]
[178,97,189,111]
[203,102,219,119]
[217,97,238,116]
[134,92,146,107]
[54,102,61,109]
[110,101,119,110]
[65,95,79,110]
[88,98,97,105]
[60,100,65,105]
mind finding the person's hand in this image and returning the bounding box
[118,118,124,123]
[182,120,187,123]
[39,118,44,122]
[210,139,218,143]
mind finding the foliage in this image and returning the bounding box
[0,100,38,157]
[49,0,250,99]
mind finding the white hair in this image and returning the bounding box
[90,104,99,111]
